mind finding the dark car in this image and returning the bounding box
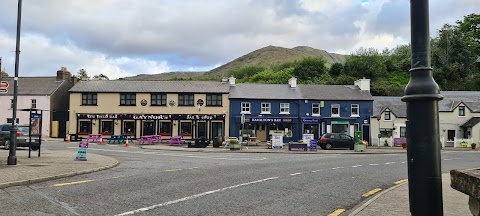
[0,124,40,150]
[319,133,357,150]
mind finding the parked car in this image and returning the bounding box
[0,124,40,150]
[319,133,357,150]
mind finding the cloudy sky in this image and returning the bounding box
[0,0,478,79]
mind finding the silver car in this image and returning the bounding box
[0,124,40,150]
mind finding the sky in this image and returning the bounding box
[0,0,479,79]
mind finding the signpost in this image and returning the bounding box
[75,142,89,161]
[272,133,283,149]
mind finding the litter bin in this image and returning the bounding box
[213,136,222,148]
[354,142,366,152]
[195,137,209,148]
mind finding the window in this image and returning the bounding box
[180,122,192,135]
[82,93,97,105]
[385,111,391,120]
[448,130,456,141]
[10,99,13,109]
[354,123,360,132]
[400,127,406,138]
[31,99,37,109]
[207,94,222,106]
[120,93,136,106]
[159,122,172,135]
[101,121,113,135]
[151,94,167,106]
[331,104,340,117]
[123,121,135,135]
[79,121,91,135]
[312,103,320,116]
[280,103,290,114]
[459,106,465,116]
[351,104,359,116]
[179,94,194,106]
[261,103,271,114]
[241,102,250,113]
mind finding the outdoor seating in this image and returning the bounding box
[86,134,102,142]
[246,137,259,146]
[168,136,185,146]
[106,135,126,144]
[137,135,159,145]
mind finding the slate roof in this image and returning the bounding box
[69,80,230,93]
[0,77,65,96]
[372,96,406,118]
[299,84,373,100]
[461,117,480,128]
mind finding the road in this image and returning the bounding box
[1,141,479,216]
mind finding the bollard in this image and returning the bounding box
[125,137,129,147]
[66,134,70,143]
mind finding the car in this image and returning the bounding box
[318,133,357,150]
[0,124,40,150]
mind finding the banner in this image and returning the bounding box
[30,114,41,136]
[75,142,89,161]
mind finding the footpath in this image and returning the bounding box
[0,140,475,215]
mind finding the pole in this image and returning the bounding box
[8,0,23,165]
[402,0,443,215]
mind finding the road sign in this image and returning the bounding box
[0,89,7,94]
[0,81,9,89]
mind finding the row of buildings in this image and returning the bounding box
[1,67,479,147]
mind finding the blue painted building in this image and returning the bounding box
[228,77,373,143]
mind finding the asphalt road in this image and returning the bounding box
[2,141,479,216]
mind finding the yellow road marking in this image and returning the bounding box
[54,180,94,187]
[394,179,408,184]
[362,188,382,197]
[328,209,346,216]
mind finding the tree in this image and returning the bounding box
[328,62,344,77]
[92,74,110,80]
[456,13,480,55]
[0,68,9,78]
[291,57,327,81]
[77,69,90,80]
[344,47,386,79]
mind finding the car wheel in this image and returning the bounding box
[325,143,333,150]
[4,139,10,150]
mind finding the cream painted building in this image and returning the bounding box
[69,80,230,140]
[371,92,480,147]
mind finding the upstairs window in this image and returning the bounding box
[331,104,340,117]
[31,99,37,109]
[151,94,167,106]
[241,102,250,113]
[459,106,465,116]
[351,104,359,117]
[120,93,136,106]
[261,103,271,114]
[179,94,194,106]
[312,103,320,116]
[82,93,97,105]
[206,94,222,106]
[385,111,391,120]
[280,103,290,114]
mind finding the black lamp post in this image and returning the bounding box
[401,0,444,215]
[7,0,23,165]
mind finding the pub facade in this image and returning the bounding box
[69,80,230,140]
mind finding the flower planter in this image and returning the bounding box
[402,146,407,149]
[472,146,476,150]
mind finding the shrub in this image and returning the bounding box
[401,142,407,147]
[471,142,477,147]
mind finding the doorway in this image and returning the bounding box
[256,124,267,142]
[362,124,370,144]
[211,122,223,139]
[143,121,155,135]
[197,121,207,139]
[303,124,319,139]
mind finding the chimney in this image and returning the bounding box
[228,76,236,86]
[56,67,71,81]
[354,77,370,91]
[288,77,297,88]
[221,77,228,83]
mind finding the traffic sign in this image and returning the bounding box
[0,89,7,94]
[0,81,8,89]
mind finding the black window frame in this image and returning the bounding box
[82,93,97,106]
[120,93,136,106]
[123,121,135,135]
[31,99,37,109]
[151,93,167,106]
[459,106,465,116]
[101,120,113,135]
[79,121,91,134]
[206,94,222,106]
[385,111,391,120]
[158,122,172,135]
[180,122,192,135]
[178,94,194,106]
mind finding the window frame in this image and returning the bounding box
[400,126,406,138]
[120,93,136,106]
[178,94,194,106]
[31,99,37,109]
[180,122,192,136]
[79,121,91,135]
[261,102,271,114]
[241,102,251,114]
[82,93,97,106]
[158,121,172,136]
[280,103,290,114]
[351,104,359,117]
[331,104,340,117]
[206,94,223,107]
[459,106,466,117]
[312,103,320,116]
[10,99,13,109]
[384,111,391,121]
[151,93,167,106]
[122,121,135,135]
[100,120,113,135]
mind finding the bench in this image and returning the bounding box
[106,135,126,144]
[288,143,307,151]
[168,136,185,146]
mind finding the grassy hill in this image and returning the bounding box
[123,45,346,80]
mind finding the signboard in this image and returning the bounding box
[331,121,349,125]
[30,114,42,136]
[75,142,89,161]
[247,118,293,123]
[302,118,320,123]
[310,140,317,151]
[140,99,147,106]
[302,134,314,147]
[0,81,9,89]
[0,89,7,94]
[76,113,225,120]
[272,133,283,149]
[241,113,245,124]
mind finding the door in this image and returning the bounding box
[256,124,267,142]
[58,121,67,138]
[143,121,154,135]
[303,124,319,139]
[211,122,223,139]
[362,124,370,144]
[197,121,207,139]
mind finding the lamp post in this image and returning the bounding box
[401,0,444,215]
[8,0,23,165]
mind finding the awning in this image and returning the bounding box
[461,117,480,128]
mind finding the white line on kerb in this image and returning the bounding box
[114,177,279,216]
[352,165,362,168]
[369,164,379,166]
[290,173,302,176]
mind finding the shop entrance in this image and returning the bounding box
[143,121,155,135]
[303,124,319,139]
[211,122,223,139]
[197,121,207,139]
[256,124,267,142]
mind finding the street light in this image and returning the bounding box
[401,0,444,215]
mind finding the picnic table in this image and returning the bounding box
[106,135,126,144]
[86,134,102,142]
[138,135,162,145]
[246,137,259,146]
[168,136,185,146]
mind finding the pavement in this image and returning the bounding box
[0,140,475,215]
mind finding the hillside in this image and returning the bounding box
[123,45,346,80]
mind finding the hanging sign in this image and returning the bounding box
[75,142,89,161]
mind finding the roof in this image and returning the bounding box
[229,83,373,100]
[69,80,230,93]
[373,96,406,118]
[461,117,480,128]
[0,77,65,96]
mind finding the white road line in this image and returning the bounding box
[385,162,396,164]
[352,165,362,168]
[290,173,302,176]
[311,170,322,173]
[332,167,344,170]
[444,159,452,161]
[453,158,463,160]
[401,161,407,163]
[369,164,379,166]
[114,177,279,216]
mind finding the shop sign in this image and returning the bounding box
[78,114,118,119]
[185,114,217,120]
[247,118,293,123]
[75,142,89,161]
[133,114,171,120]
[141,99,148,106]
[302,134,314,147]
[302,118,320,123]
[331,121,349,125]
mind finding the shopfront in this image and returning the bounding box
[302,118,321,139]
[237,117,298,142]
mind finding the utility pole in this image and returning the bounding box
[8,0,23,165]
[402,0,444,215]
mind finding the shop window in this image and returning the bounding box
[123,121,135,135]
[261,103,271,114]
[159,122,172,136]
[312,103,320,116]
[448,130,455,141]
[246,123,255,130]
[277,124,292,137]
[180,122,192,136]
[120,93,136,106]
[400,127,406,137]
[79,121,91,135]
[351,104,359,117]
[459,106,465,116]
[82,93,97,105]
[380,130,392,137]
[101,121,113,135]
[241,102,250,114]
[331,104,340,117]
[385,111,391,120]
[280,103,290,114]
[179,94,194,106]
[206,94,222,106]
[354,123,359,132]
[151,94,167,106]
[31,99,37,109]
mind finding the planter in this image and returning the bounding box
[402,145,407,149]
[472,146,477,150]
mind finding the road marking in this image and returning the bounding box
[394,179,408,184]
[54,180,94,187]
[165,169,183,172]
[290,173,302,176]
[328,209,346,216]
[352,165,362,168]
[362,188,382,197]
[401,161,407,163]
[311,170,322,173]
[385,162,396,164]
[453,158,463,160]
[332,167,344,170]
[369,164,379,166]
[444,159,452,161]
[114,177,279,216]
